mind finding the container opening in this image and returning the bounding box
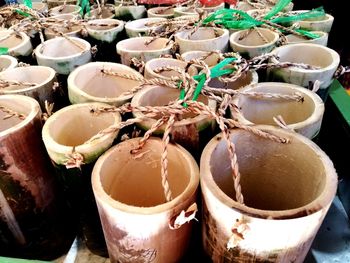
[49,106,115,146]
[88,8,114,19]
[119,38,169,51]
[147,59,189,79]
[0,32,23,49]
[45,25,82,35]
[286,32,322,43]
[210,130,326,211]
[99,140,190,207]
[208,71,254,90]
[40,38,87,57]
[0,58,13,70]
[154,7,173,15]
[234,29,276,46]
[0,99,31,132]
[276,45,333,68]
[87,21,119,30]
[238,85,315,125]
[137,86,208,119]
[74,66,141,98]
[179,28,222,41]
[50,5,78,14]
[0,67,53,91]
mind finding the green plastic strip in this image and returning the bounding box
[14,9,31,17]
[191,57,237,102]
[23,0,33,9]
[78,0,91,16]
[271,7,325,24]
[329,80,350,126]
[0,47,9,55]
[264,0,292,20]
[0,257,51,263]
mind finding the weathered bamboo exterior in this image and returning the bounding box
[200,126,337,262]
[92,137,199,263]
[0,95,73,259]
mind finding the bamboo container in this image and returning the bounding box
[49,4,81,16]
[0,30,33,58]
[85,18,124,62]
[208,70,258,91]
[125,17,167,38]
[32,2,48,13]
[116,37,174,67]
[0,95,74,259]
[200,125,337,262]
[131,85,216,160]
[229,28,279,58]
[174,3,224,17]
[288,11,334,33]
[85,4,116,20]
[92,137,199,263]
[233,1,293,12]
[0,66,57,110]
[35,37,92,75]
[114,0,146,20]
[285,31,328,46]
[181,50,221,67]
[0,55,17,72]
[86,19,124,43]
[44,24,83,40]
[47,0,77,9]
[144,57,198,80]
[147,7,175,18]
[230,82,324,139]
[268,43,340,92]
[42,102,121,255]
[175,27,229,54]
[67,62,143,106]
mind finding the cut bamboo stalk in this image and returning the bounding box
[230,82,325,139]
[0,66,57,110]
[42,102,122,255]
[92,137,199,263]
[0,95,74,259]
[200,125,337,262]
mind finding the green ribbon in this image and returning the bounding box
[23,0,33,9]
[14,9,31,17]
[0,47,9,55]
[78,0,91,16]
[271,7,325,24]
[264,0,292,20]
[203,5,325,39]
[179,57,237,105]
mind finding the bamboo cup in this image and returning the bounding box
[0,95,74,259]
[92,137,199,263]
[200,125,337,262]
[230,82,325,139]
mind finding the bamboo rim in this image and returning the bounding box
[131,84,216,132]
[231,82,324,134]
[270,43,340,73]
[0,66,56,93]
[200,125,337,220]
[92,137,199,214]
[0,95,40,137]
[67,61,143,104]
